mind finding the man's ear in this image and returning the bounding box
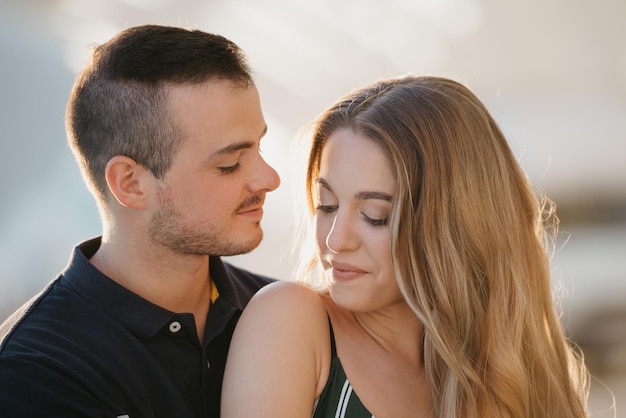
[105,155,153,209]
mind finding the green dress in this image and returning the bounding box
[312,321,374,418]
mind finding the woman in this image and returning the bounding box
[221,76,589,417]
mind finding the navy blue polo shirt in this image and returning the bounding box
[0,237,274,417]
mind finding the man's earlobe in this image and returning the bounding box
[105,156,151,209]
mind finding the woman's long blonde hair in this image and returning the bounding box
[299,76,589,417]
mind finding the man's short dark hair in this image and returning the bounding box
[66,25,253,203]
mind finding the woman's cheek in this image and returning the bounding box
[314,215,331,252]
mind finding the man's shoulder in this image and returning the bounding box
[215,260,278,310]
[0,273,115,358]
[0,277,92,411]
[0,278,60,351]
[223,261,276,288]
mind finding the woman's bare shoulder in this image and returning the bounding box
[233,281,331,355]
[223,280,332,416]
[244,280,328,320]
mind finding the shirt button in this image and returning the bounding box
[169,321,182,333]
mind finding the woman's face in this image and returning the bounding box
[314,128,403,312]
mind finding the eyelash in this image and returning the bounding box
[364,215,388,227]
[316,204,337,213]
[315,205,388,227]
[219,163,240,174]
[218,144,262,175]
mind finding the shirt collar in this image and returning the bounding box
[207,255,247,311]
[61,237,173,339]
[61,237,243,339]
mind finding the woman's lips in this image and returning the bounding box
[330,261,366,282]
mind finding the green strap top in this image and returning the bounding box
[312,320,374,418]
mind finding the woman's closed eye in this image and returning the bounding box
[362,213,388,227]
[315,204,338,213]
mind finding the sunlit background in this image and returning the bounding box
[1,0,624,414]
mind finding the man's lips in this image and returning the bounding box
[237,206,263,217]
[235,195,265,216]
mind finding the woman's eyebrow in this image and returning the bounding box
[315,177,332,191]
[315,178,392,201]
[355,191,393,201]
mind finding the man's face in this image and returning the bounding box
[148,80,280,256]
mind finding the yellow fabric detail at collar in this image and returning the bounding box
[210,278,219,303]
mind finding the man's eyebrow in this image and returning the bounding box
[315,178,393,201]
[208,141,253,161]
[207,125,268,161]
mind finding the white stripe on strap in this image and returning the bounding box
[335,380,351,418]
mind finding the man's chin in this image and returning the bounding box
[219,233,263,257]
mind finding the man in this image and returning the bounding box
[0,25,280,417]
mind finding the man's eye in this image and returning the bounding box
[219,163,240,174]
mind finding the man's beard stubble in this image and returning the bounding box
[148,192,263,257]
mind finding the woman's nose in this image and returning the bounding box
[325,211,358,253]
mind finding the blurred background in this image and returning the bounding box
[1,0,624,414]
